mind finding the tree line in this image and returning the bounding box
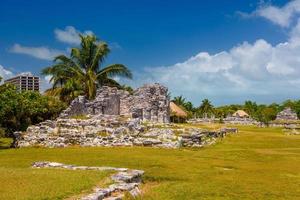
[172,95,300,124]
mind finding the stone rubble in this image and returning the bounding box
[32,161,144,200]
[13,114,238,148]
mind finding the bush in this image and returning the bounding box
[0,128,5,138]
[0,84,66,136]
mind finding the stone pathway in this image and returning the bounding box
[32,161,144,200]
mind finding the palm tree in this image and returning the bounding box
[44,78,83,104]
[0,76,2,83]
[184,101,194,112]
[173,95,186,107]
[198,99,214,118]
[42,34,132,101]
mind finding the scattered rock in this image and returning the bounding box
[31,161,143,200]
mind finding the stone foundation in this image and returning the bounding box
[13,115,238,148]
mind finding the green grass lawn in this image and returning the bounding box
[1,124,300,199]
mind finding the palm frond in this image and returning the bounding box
[41,34,132,101]
[97,64,132,79]
[91,42,110,71]
[98,77,122,88]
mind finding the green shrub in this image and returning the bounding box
[0,128,5,138]
[0,83,66,136]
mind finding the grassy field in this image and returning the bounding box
[1,124,300,199]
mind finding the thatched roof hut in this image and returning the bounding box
[170,102,188,118]
[232,110,249,118]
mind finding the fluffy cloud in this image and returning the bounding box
[129,17,300,104]
[0,65,13,82]
[39,75,53,92]
[252,0,300,27]
[54,26,93,45]
[0,66,51,92]
[10,44,64,61]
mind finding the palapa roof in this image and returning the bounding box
[170,102,188,118]
[232,110,249,118]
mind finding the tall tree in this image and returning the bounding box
[184,101,194,112]
[244,100,258,116]
[42,34,132,101]
[0,76,2,83]
[198,99,214,117]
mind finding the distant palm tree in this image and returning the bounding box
[42,34,132,101]
[173,95,186,107]
[0,76,2,83]
[184,101,194,112]
[198,99,214,117]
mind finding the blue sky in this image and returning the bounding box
[1,0,300,105]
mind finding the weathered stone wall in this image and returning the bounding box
[13,115,238,148]
[276,107,298,121]
[223,116,258,125]
[60,83,170,123]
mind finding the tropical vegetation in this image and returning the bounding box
[0,83,66,137]
[198,99,214,117]
[42,34,132,103]
[172,95,300,124]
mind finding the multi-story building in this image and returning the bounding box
[4,73,40,92]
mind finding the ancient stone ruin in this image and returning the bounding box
[13,114,238,148]
[276,107,298,121]
[224,110,258,125]
[60,83,170,123]
[13,83,239,148]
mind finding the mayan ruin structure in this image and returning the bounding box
[60,83,170,123]
[276,107,298,121]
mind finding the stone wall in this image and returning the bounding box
[60,83,170,123]
[13,115,238,148]
[276,107,298,121]
[223,116,258,125]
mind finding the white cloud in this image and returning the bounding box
[40,75,53,92]
[127,16,300,105]
[110,42,122,50]
[54,26,93,45]
[250,0,300,27]
[0,65,13,82]
[55,26,121,49]
[0,66,51,92]
[10,44,64,61]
